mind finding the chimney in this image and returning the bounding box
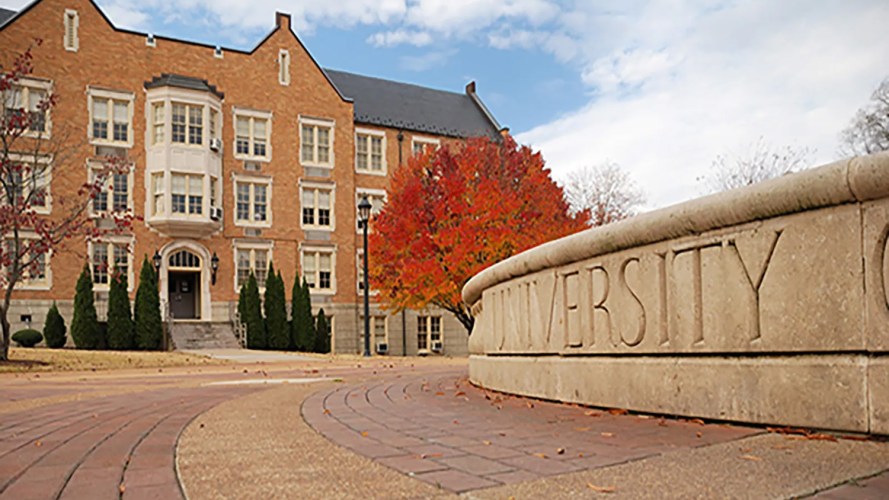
[465,81,476,95]
[276,12,291,30]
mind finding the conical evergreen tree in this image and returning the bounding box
[293,278,315,351]
[107,271,134,349]
[43,302,67,348]
[265,264,289,350]
[314,308,331,353]
[134,256,163,350]
[243,272,266,349]
[71,264,100,349]
[289,272,300,350]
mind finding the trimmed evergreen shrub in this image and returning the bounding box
[107,271,134,350]
[293,277,315,352]
[134,256,163,350]
[243,273,266,349]
[289,273,300,350]
[12,329,43,348]
[43,302,67,348]
[265,265,289,350]
[314,308,331,354]
[71,264,100,349]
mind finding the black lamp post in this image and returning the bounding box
[152,250,161,273]
[358,196,372,357]
[210,252,219,285]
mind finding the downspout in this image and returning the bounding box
[397,130,407,356]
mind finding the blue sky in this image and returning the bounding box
[4,0,889,208]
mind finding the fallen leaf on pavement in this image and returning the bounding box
[533,453,548,459]
[482,440,492,446]
[601,432,614,437]
[420,453,443,459]
[455,391,465,397]
[34,441,41,447]
[526,402,535,409]
[119,485,125,494]
[741,455,762,461]
[322,409,331,415]
[696,432,702,438]
[587,483,616,493]
[435,391,445,396]
[360,431,368,437]
[657,418,668,427]
[585,410,601,417]
[577,452,585,457]
[608,409,628,416]
[690,418,705,425]
[575,427,591,432]
[557,448,565,455]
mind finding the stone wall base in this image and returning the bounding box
[469,355,888,434]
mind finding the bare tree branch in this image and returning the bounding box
[563,161,645,226]
[839,78,889,156]
[699,137,812,194]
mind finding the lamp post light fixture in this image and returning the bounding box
[210,252,220,285]
[358,195,373,358]
[152,250,162,273]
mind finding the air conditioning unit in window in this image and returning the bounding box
[209,138,222,152]
[209,206,223,221]
[376,342,389,355]
[431,341,443,353]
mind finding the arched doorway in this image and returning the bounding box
[160,242,212,321]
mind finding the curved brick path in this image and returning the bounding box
[302,370,761,494]
[0,384,255,500]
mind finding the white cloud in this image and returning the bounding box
[399,48,458,72]
[367,30,432,48]
[517,0,889,209]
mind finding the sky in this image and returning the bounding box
[3,0,888,208]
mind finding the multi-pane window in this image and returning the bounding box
[234,179,270,225]
[151,103,165,144]
[171,174,203,215]
[412,137,440,156]
[209,109,219,142]
[171,103,202,145]
[303,250,333,291]
[300,119,333,166]
[356,131,384,173]
[5,155,50,211]
[234,114,270,160]
[360,315,388,346]
[235,246,270,289]
[356,249,378,295]
[151,173,164,215]
[301,186,332,228]
[355,190,385,231]
[92,167,131,214]
[417,315,441,351]
[91,95,130,144]
[6,238,49,287]
[90,241,130,287]
[5,81,51,135]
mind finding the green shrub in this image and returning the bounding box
[314,308,330,354]
[292,277,315,352]
[43,302,67,348]
[265,265,289,350]
[12,329,43,348]
[243,273,266,349]
[71,264,101,349]
[134,256,163,350]
[107,271,134,350]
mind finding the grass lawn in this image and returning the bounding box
[0,347,227,373]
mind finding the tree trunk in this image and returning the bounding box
[0,304,9,361]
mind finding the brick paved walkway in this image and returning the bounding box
[302,370,762,494]
[0,384,255,500]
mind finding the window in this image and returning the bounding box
[234,176,271,226]
[209,109,219,143]
[89,89,133,146]
[151,172,164,216]
[355,129,385,174]
[64,9,79,52]
[302,248,334,292]
[301,184,333,229]
[171,173,203,215]
[356,249,379,295]
[151,102,165,145]
[233,109,271,161]
[360,315,388,346]
[417,315,441,351]
[4,79,51,136]
[412,136,440,156]
[355,189,386,232]
[90,163,132,215]
[5,236,51,289]
[90,239,132,289]
[300,118,334,167]
[278,49,290,86]
[4,154,51,213]
[171,103,202,145]
[234,244,272,289]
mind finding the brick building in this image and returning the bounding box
[0,0,503,355]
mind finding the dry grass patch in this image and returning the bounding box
[0,348,227,373]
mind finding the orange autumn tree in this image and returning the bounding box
[370,135,588,334]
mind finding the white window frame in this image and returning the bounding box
[7,232,52,291]
[233,240,273,291]
[64,9,79,52]
[300,245,336,295]
[5,153,52,215]
[300,181,335,231]
[233,107,272,162]
[355,249,379,297]
[88,160,133,217]
[355,187,386,233]
[169,101,204,147]
[6,77,53,139]
[169,172,205,217]
[278,49,291,86]
[359,314,388,346]
[87,87,135,148]
[232,174,272,228]
[88,236,134,292]
[417,315,442,352]
[411,135,440,156]
[299,116,335,168]
[355,127,386,175]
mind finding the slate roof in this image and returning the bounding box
[0,7,16,27]
[324,69,502,139]
[144,73,224,99]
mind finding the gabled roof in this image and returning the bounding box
[0,7,16,27]
[324,69,502,139]
[144,73,225,99]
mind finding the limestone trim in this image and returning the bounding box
[463,153,889,306]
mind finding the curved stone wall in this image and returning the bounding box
[463,153,889,434]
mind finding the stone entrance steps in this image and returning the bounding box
[169,321,241,350]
